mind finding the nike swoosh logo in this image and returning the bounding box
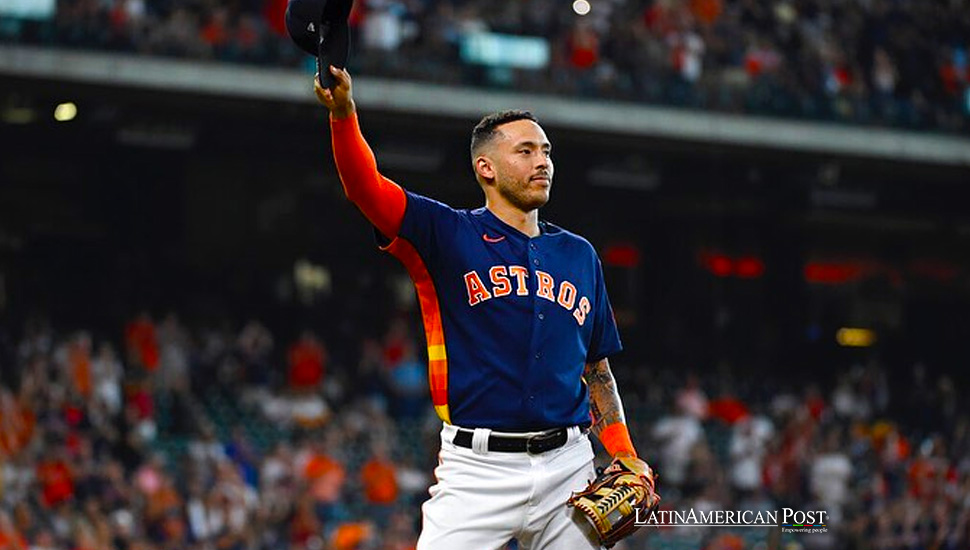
[482,233,506,243]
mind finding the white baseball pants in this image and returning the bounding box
[417,423,602,550]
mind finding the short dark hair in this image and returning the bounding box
[470,110,538,159]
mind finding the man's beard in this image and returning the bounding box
[496,177,550,212]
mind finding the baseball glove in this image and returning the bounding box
[568,456,660,548]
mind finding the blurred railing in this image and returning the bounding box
[3,43,970,167]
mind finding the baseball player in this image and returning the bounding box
[315,65,658,549]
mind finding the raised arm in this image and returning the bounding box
[314,66,406,240]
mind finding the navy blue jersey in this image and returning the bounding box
[382,190,622,431]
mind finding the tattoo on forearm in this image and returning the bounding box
[584,358,626,437]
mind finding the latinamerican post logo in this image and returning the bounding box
[636,508,829,534]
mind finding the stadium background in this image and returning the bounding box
[1,0,970,549]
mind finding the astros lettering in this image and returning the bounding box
[463,266,591,325]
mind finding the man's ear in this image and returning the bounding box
[475,155,495,183]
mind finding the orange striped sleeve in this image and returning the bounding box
[382,237,450,423]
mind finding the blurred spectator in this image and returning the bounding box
[670,26,705,84]
[200,7,231,55]
[744,36,782,79]
[0,387,33,458]
[675,373,709,420]
[708,390,749,425]
[908,435,956,502]
[810,427,852,520]
[803,384,827,421]
[189,424,226,467]
[125,312,159,373]
[330,522,374,550]
[0,511,27,550]
[290,392,330,430]
[289,491,322,548]
[156,313,190,392]
[125,382,157,445]
[690,0,722,27]
[361,0,406,52]
[566,20,600,72]
[61,333,93,401]
[383,510,418,550]
[384,341,427,420]
[348,338,387,406]
[237,319,274,386]
[360,440,398,528]
[224,426,260,487]
[133,454,166,498]
[287,331,326,391]
[728,413,773,498]
[298,431,348,529]
[652,400,703,490]
[36,446,75,508]
[91,343,123,416]
[393,454,429,509]
[381,318,410,367]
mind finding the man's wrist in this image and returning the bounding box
[330,101,356,120]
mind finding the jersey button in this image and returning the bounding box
[529,243,536,250]
[534,352,541,359]
[533,258,540,266]
[538,313,545,320]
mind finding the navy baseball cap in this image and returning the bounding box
[285,0,352,88]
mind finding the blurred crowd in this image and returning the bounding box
[0,310,968,550]
[626,364,970,550]
[0,314,432,550]
[2,0,969,132]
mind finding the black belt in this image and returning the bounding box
[452,427,569,454]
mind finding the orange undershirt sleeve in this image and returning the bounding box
[330,112,407,240]
[600,422,637,458]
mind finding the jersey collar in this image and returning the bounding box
[474,207,555,240]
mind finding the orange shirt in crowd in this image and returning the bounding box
[0,532,28,550]
[332,523,372,550]
[304,453,343,480]
[690,0,723,26]
[305,452,346,503]
[69,342,92,398]
[146,484,182,522]
[361,458,398,504]
[0,403,35,457]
